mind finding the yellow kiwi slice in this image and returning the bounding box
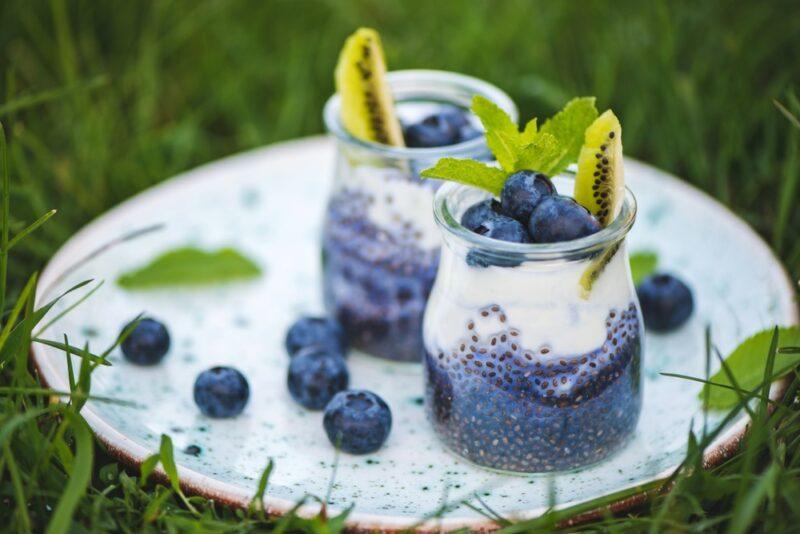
[334,28,405,146]
[575,111,624,297]
[574,110,624,226]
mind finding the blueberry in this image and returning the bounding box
[637,273,694,332]
[500,170,556,222]
[285,316,346,357]
[528,195,601,243]
[323,389,392,454]
[287,347,349,410]
[193,366,250,418]
[473,212,531,244]
[460,199,503,231]
[120,317,170,365]
[466,212,531,268]
[404,108,472,148]
[458,123,482,143]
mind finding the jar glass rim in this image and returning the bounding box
[433,174,638,261]
[323,69,518,159]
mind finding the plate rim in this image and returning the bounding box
[31,135,799,531]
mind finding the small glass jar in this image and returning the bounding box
[322,70,517,362]
[423,176,643,472]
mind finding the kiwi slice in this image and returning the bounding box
[579,242,620,298]
[574,110,624,226]
[575,111,625,297]
[335,28,405,147]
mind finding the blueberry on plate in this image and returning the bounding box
[500,170,556,223]
[120,317,170,365]
[404,108,471,148]
[637,273,694,332]
[460,198,503,232]
[528,195,601,243]
[323,389,392,454]
[285,316,346,357]
[194,366,250,418]
[287,347,349,410]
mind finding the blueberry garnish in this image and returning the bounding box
[500,170,555,223]
[287,347,349,410]
[466,212,531,268]
[473,212,531,244]
[460,198,503,232]
[120,317,170,365]
[528,195,601,243]
[636,273,694,332]
[193,366,250,418]
[323,389,392,454]
[403,108,474,148]
[285,316,347,358]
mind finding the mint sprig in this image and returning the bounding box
[421,95,598,194]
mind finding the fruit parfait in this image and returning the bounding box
[421,96,643,472]
[322,28,517,362]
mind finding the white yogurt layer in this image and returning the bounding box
[338,163,441,250]
[423,241,637,356]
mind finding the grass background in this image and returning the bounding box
[1,0,799,532]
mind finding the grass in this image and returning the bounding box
[0,0,799,531]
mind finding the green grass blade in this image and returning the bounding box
[45,411,93,534]
[7,209,56,250]
[0,122,9,318]
[727,463,780,534]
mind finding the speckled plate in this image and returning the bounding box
[32,137,797,531]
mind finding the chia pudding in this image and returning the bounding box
[422,180,644,472]
[322,70,517,362]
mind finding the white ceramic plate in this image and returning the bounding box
[32,137,797,531]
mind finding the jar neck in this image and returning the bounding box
[324,70,518,166]
[434,177,637,267]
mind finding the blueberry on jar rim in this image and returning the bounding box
[500,170,556,223]
[528,195,602,243]
[460,198,503,232]
[403,107,477,148]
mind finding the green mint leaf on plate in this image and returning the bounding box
[699,326,800,410]
[117,246,261,289]
[471,95,521,172]
[629,251,658,285]
[420,158,508,196]
[539,97,598,175]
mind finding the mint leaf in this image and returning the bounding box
[629,251,658,285]
[420,158,508,195]
[471,96,521,172]
[424,95,599,192]
[117,247,262,289]
[540,97,598,175]
[515,132,561,174]
[700,326,800,410]
[520,118,538,144]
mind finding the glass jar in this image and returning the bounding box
[423,176,643,472]
[321,70,517,362]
